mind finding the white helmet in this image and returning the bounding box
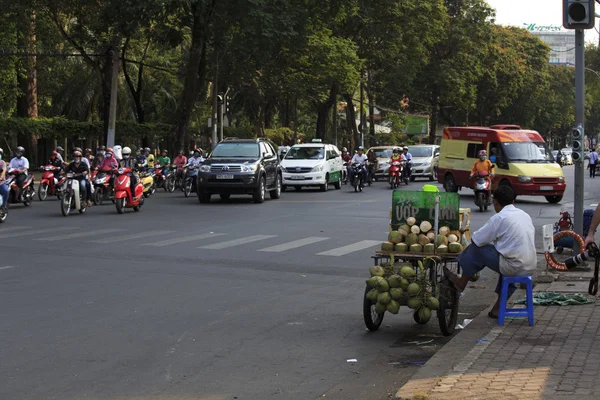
[122,146,131,155]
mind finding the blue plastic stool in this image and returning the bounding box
[498,276,534,326]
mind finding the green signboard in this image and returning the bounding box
[391,190,460,230]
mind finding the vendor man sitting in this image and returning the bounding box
[444,185,536,318]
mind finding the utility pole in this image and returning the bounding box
[106,49,119,148]
[359,74,365,147]
[212,53,219,149]
[332,88,338,147]
[574,29,585,237]
[219,88,230,142]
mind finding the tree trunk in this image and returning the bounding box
[174,2,214,153]
[429,92,439,145]
[264,100,274,129]
[315,86,337,139]
[343,94,360,149]
[367,72,374,147]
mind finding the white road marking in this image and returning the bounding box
[316,240,381,257]
[0,226,31,234]
[0,227,73,240]
[199,235,276,250]
[88,230,174,244]
[0,266,15,271]
[35,229,123,241]
[258,237,330,253]
[142,233,226,247]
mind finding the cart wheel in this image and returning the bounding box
[437,280,459,336]
[363,286,384,331]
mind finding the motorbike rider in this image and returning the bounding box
[0,147,3,160]
[388,147,402,182]
[145,147,155,172]
[350,146,368,187]
[118,146,139,190]
[94,146,105,169]
[84,148,94,164]
[47,151,64,183]
[55,146,65,164]
[401,147,413,181]
[8,147,29,197]
[366,149,378,183]
[157,150,171,175]
[136,148,147,171]
[0,158,8,214]
[470,150,495,204]
[65,150,91,206]
[341,147,351,182]
[98,147,118,189]
[186,149,204,189]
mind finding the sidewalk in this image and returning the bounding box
[395,264,600,400]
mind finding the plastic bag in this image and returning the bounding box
[514,292,594,306]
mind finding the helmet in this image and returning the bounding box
[98,145,106,151]
[342,147,347,152]
[144,147,151,153]
[393,147,400,153]
[478,150,487,157]
[403,147,408,151]
[106,147,114,154]
[357,146,364,151]
[178,149,184,154]
[17,146,25,153]
[122,146,132,155]
[161,149,168,154]
[74,147,82,153]
[56,146,64,152]
[0,148,3,154]
[84,148,91,154]
[51,151,58,157]
[72,150,82,157]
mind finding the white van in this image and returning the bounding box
[281,142,343,191]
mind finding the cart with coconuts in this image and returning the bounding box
[362,189,471,336]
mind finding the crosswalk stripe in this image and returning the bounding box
[142,233,226,247]
[316,240,381,257]
[35,229,123,242]
[0,227,74,240]
[258,236,330,253]
[199,235,276,250]
[88,230,174,244]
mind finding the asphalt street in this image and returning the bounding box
[0,164,592,400]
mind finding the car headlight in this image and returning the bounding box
[518,175,532,183]
[281,166,287,173]
[379,162,389,168]
[422,161,430,167]
[558,176,566,183]
[311,164,324,173]
[199,165,211,172]
[241,164,258,172]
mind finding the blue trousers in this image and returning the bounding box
[0,183,8,209]
[456,244,517,298]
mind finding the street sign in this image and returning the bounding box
[391,190,460,230]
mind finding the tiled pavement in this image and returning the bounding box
[396,301,600,399]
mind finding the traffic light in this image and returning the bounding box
[563,0,595,29]
[572,126,584,162]
[225,95,231,114]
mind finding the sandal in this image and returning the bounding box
[488,311,498,319]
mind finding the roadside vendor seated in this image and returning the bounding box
[443,185,536,319]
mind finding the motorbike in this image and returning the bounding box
[38,165,65,201]
[154,163,166,189]
[139,168,156,197]
[388,160,402,189]
[6,169,35,207]
[350,162,365,192]
[163,167,177,193]
[174,166,186,191]
[0,191,7,223]
[342,161,350,184]
[184,166,198,197]
[93,169,115,205]
[472,170,492,212]
[367,161,377,186]
[400,160,410,185]
[114,167,144,214]
[60,172,88,216]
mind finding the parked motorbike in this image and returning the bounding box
[60,172,88,216]
[93,170,115,205]
[184,166,198,197]
[388,160,401,189]
[38,165,65,201]
[472,170,492,212]
[6,169,34,207]
[350,163,364,192]
[114,167,144,214]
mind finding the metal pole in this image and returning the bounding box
[106,49,118,148]
[332,88,338,147]
[211,54,218,149]
[220,88,230,142]
[574,29,585,237]
[360,76,364,147]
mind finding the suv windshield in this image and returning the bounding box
[285,146,324,160]
[502,142,553,163]
[408,147,433,157]
[373,148,393,158]
[211,143,259,158]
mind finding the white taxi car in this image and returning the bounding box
[281,141,343,191]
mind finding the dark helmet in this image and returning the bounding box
[357,146,364,151]
[16,146,25,153]
[56,146,64,152]
[74,147,82,153]
[84,148,91,154]
[98,145,106,151]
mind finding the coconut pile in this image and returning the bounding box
[366,261,439,323]
[381,217,465,254]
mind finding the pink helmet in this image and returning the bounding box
[478,150,487,157]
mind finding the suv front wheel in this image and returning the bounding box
[270,174,282,199]
[254,176,266,203]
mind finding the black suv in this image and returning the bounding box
[197,138,282,203]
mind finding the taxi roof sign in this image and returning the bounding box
[311,138,323,143]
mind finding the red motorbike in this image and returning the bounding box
[472,170,492,212]
[6,169,35,207]
[388,160,402,189]
[38,165,65,201]
[93,168,115,205]
[154,163,166,189]
[114,167,144,214]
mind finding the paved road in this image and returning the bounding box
[0,165,588,399]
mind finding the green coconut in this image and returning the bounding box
[381,241,394,251]
[407,282,421,296]
[398,224,410,236]
[427,232,436,242]
[399,266,416,279]
[409,243,423,253]
[388,275,402,288]
[420,220,432,234]
[377,291,392,305]
[400,277,410,291]
[423,243,435,254]
[426,296,440,310]
[386,299,401,314]
[407,297,422,310]
[406,233,419,246]
[375,277,390,292]
[395,243,408,252]
[416,307,432,324]
[370,266,385,277]
[388,230,403,244]
[366,276,379,288]
[439,226,450,236]
[436,235,449,247]
[447,234,459,243]
[390,287,404,300]
[418,234,430,247]
[366,288,379,302]
[437,244,449,254]
[375,302,387,313]
[448,242,463,253]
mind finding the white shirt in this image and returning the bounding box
[351,154,368,165]
[82,158,91,169]
[187,156,204,167]
[9,156,29,171]
[472,204,536,276]
[590,151,598,165]
[402,153,412,163]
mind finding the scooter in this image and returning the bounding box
[163,167,177,193]
[367,161,377,186]
[60,172,88,216]
[154,163,166,189]
[138,166,156,197]
[342,161,349,184]
[114,167,144,214]
[93,169,115,205]
[350,163,364,192]
[472,170,492,212]
[400,160,410,185]
[6,169,35,207]
[184,166,198,197]
[388,160,401,189]
[38,165,65,201]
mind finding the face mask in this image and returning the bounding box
[124,155,130,159]
[106,153,112,158]
[74,159,81,164]
[481,156,487,161]
[194,153,200,158]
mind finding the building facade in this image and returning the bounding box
[522,23,575,65]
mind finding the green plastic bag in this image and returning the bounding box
[514,292,594,306]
